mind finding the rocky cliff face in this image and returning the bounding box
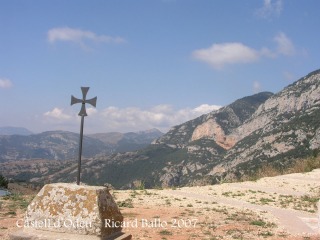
[146,92,273,186]
[211,69,320,179]
[190,118,235,149]
[154,92,273,149]
[147,69,320,187]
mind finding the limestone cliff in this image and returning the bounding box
[191,119,236,149]
[210,69,320,179]
[150,69,320,186]
[153,92,273,149]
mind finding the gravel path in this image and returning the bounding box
[157,169,320,236]
[160,190,316,234]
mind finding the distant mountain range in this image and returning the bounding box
[0,127,33,136]
[88,128,164,153]
[1,69,320,189]
[0,129,163,162]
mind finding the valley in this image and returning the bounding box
[1,69,320,191]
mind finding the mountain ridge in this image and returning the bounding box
[153,91,273,150]
[0,127,33,136]
[84,68,320,188]
[1,69,320,189]
[211,68,320,180]
[0,129,163,162]
[12,90,275,187]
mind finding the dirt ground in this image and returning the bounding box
[115,187,319,239]
[1,170,320,240]
[0,183,37,240]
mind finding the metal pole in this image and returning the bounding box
[71,87,96,185]
[77,115,85,185]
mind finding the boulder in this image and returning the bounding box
[10,183,131,239]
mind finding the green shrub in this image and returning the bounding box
[250,220,266,227]
[117,198,134,208]
[0,174,9,189]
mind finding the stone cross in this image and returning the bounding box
[71,87,97,185]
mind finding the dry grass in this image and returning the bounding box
[288,156,320,173]
[244,156,320,181]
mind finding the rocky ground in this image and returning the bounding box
[1,169,320,239]
[115,169,320,239]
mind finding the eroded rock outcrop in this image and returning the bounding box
[191,119,236,149]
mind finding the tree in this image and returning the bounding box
[0,174,8,189]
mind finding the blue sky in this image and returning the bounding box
[0,0,319,133]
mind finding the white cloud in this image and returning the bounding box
[98,104,221,132]
[192,32,296,69]
[0,78,13,89]
[253,81,262,93]
[41,104,222,133]
[44,108,72,120]
[193,104,221,114]
[47,27,126,49]
[256,0,283,19]
[274,32,295,56]
[101,104,220,132]
[41,104,221,133]
[192,43,259,69]
[86,107,98,116]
